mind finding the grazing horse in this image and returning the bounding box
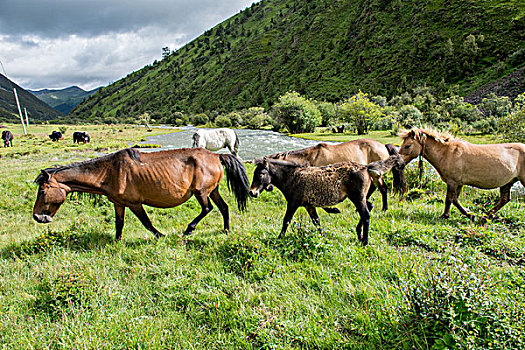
[2,130,13,147]
[398,128,525,219]
[73,131,90,144]
[33,148,249,240]
[49,131,63,142]
[249,155,405,246]
[267,139,406,211]
[192,128,240,156]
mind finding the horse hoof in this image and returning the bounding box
[183,230,193,236]
[439,214,450,220]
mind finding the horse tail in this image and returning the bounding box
[192,132,200,148]
[219,154,249,212]
[233,131,240,155]
[384,144,407,195]
[368,154,407,195]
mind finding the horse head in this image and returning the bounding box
[398,129,426,164]
[249,158,274,198]
[33,170,70,223]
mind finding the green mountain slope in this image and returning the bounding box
[30,86,100,114]
[0,74,64,123]
[70,0,525,123]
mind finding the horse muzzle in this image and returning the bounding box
[249,188,260,198]
[33,213,53,223]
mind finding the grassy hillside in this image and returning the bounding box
[70,0,525,123]
[30,86,100,114]
[0,74,64,123]
[0,125,524,348]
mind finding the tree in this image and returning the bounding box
[338,92,383,135]
[162,47,170,59]
[498,92,525,142]
[271,92,321,133]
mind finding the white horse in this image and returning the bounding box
[192,128,240,156]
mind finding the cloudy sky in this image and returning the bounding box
[0,0,256,91]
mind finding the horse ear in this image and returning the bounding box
[38,170,50,183]
[262,157,268,167]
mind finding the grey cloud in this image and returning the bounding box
[0,0,253,39]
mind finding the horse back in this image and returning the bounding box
[308,139,389,166]
[111,148,223,207]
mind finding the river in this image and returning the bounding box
[143,126,337,160]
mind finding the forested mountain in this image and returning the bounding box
[30,86,100,114]
[0,74,63,123]
[70,0,525,123]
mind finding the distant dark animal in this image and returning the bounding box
[33,148,249,240]
[49,131,63,142]
[267,139,406,211]
[399,127,525,220]
[2,130,13,147]
[192,128,239,156]
[249,155,405,246]
[331,125,345,133]
[73,131,90,144]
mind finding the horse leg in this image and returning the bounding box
[352,199,371,246]
[128,204,164,238]
[114,204,126,241]
[305,206,321,228]
[209,187,230,232]
[374,175,388,211]
[448,185,474,220]
[487,182,515,217]
[278,202,299,238]
[184,193,214,235]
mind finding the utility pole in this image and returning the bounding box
[13,88,27,134]
[24,107,29,127]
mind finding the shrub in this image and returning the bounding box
[397,104,423,128]
[401,262,525,349]
[191,113,209,126]
[214,114,232,127]
[316,101,338,126]
[338,91,383,135]
[480,93,511,118]
[271,92,321,133]
[498,92,525,142]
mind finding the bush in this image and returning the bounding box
[498,92,525,142]
[191,113,209,126]
[271,91,321,133]
[397,105,423,128]
[401,262,525,349]
[338,91,383,135]
[214,114,232,127]
[316,101,338,126]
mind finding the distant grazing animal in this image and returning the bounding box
[73,131,90,144]
[33,148,250,240]
[399,128,525,219]
[2,130,13,147]
[49,131,63,142]
[192,128,239,156]
[267,139,406,211]
[249,155,405,246]
[332,125,345,133]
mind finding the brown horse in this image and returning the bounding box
[267,139,406,210]
[33,147,249,240]
[249,155,405,245]
[399,128,525,219]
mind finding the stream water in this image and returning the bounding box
[142,126,337,160]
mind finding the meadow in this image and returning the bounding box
[0,124,524,349]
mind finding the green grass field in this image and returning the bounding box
[0,124,523,349]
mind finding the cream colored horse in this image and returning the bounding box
[399,128,525,219]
